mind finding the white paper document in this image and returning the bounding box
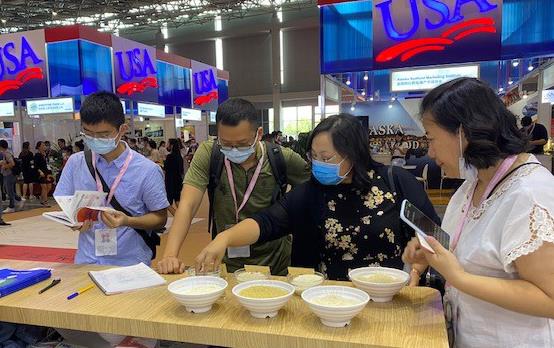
[88,263,167,295]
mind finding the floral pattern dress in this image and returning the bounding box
[317,170,408,280]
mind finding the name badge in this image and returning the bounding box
[95,228,118,256]
[227,246,251,259]
[225,224,250,258]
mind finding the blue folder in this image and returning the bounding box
[0,268,52,297]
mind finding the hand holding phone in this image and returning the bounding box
[400,199,450,253]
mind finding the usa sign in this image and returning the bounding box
[0,29,48,100]
[373,0,503,69]
[112,35,158,102]
[191,60,218,111]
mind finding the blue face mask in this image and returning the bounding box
[84,135,119,155]
[220,144,256,164]
[312,158,351,185]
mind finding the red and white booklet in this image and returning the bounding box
[42,191,117,228]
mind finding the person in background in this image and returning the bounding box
[158,140,169,161]
[403,78,554,347]
[164,139,184,216]
[195,114,438,281]
[73,140,84,153]
[158,98,310,275]
[148,140,161,164]
[57,138,66,152]
[34,141,52,207]
[128,138,139,152]
[19,142,36,201]
[0,140,22,213]
[140,137,151,157]
[520,115,548,154]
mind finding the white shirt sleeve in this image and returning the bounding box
[500,184,554,273]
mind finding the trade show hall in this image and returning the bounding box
[0,1,553,347]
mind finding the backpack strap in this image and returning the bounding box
[84,150,160,259]
[207,143,225,239]
[265,141,288,203]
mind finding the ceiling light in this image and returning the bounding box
[528,65,534,71]
[512,60,519,67]
[361,90,366,96]
[391,96,396,102]
[363,73,368,81]
[346,79,351,86]
[498,87,504,93]
[52,11,58,16]
[508,80,514,85]
[388,104,393,109]
[350,104,355,112]
[369,96,374,101]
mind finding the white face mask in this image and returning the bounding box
[458,130,478,182]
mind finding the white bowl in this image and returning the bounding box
[301,285,369,328]
[287,272,325,295]
[234,268,270,283]
[168,276,228,313]
[232,280,295,319]
[348,267,409,302]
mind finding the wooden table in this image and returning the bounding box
[0,260,448,348]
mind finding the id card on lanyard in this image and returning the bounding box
[225,142,265,259]
[91,147,134,257]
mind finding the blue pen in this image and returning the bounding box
[67,284,95,300]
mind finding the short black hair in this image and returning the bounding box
[521,116,532,127]
[58,138,66,144]
[75,140,85,151]
[129,138,137,145]
[22,141,30,150]
[0,140,7,149]
[148,140,157,149]
[421,77,527,169]
[216,98,258,127]
[44,141,51,146]
[307,113,382,190]
[80,91,124,128]
[36,141,43,150]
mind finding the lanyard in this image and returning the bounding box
[92,144,134,204]
[450,155,518,251]
[224,142,265,223]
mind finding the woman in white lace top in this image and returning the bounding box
[403,77,554,347]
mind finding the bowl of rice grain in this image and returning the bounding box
[287,272,325,295]
[348,267,409,302]
[301,285,369,327]
[232,280,294,318]
[168,276,228,313]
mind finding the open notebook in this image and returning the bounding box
[88,263,167,295]
[42,191,116,227]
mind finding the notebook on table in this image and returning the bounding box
[88,263,166,295]
[0,268,52,297]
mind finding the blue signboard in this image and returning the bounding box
[0,30,48,100]
[373,0,502,69]
[112,36,158,102]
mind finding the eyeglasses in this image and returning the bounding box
[217,134,257,151]
[80,128,119,140]
[307,152,341,163]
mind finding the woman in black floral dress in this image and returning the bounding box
[195,114,439,281]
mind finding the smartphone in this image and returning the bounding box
[400,199,450,253]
